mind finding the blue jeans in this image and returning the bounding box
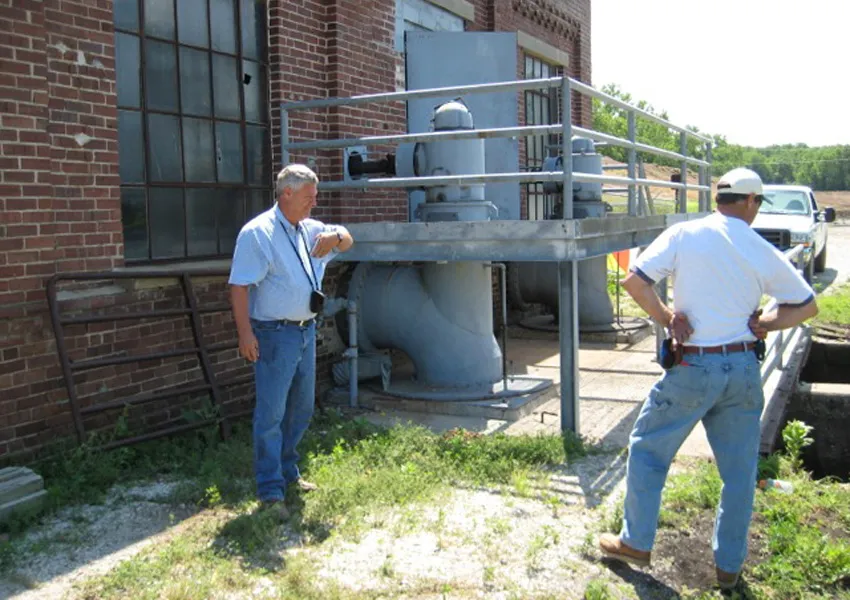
[251,319,316,502]
[620,349,764,573]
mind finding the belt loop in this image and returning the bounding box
[722,344,728,356]
[699,347,704,357]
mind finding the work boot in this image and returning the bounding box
[295,478,319,492]
[260,499,290,521]
[598,533,651,567]
[716,567,740,590]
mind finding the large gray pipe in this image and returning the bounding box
[348,261,502,388]
[512,257,614,326]
[510,200,614,326]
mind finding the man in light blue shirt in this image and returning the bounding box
[229,163,353,517]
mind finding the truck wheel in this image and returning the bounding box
[814,244,827,273]
[804,256,815,284]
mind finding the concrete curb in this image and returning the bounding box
[759,327,812,455]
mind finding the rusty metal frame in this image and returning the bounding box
[46,269,250,450]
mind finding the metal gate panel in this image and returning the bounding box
[404,31,520,221]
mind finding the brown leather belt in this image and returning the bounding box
[682,342,755,355]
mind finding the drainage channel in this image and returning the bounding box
[781,337,850,481]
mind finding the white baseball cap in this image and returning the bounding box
[716,167,771,203]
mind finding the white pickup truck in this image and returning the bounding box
[751,184,836,282]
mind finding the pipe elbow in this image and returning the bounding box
[350,262,502,388]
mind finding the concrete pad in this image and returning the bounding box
[337,333,717,458]
[0,467,46,523]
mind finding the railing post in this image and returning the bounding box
[627,111,637,216]
[558,76,579,435]
[679,131,688,213]
[561,77,573,221]
[705,141,713,211]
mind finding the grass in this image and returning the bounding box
[607,268,648,319]
[813,283,850,326]
[3,410,848,599]
[1,409,588,597]
[653,421,850,600]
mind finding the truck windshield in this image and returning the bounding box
[760,190,810,215]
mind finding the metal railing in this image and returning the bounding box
[759,245,808,383]
[280,73,714,435]
[281,75,713,221]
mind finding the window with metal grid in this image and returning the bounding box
[523,55,561,221]
[114,0,272,262]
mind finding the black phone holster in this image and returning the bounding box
[660,338,683,370]
[310,290,326,314]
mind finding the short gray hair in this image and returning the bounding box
[275,163,319,198]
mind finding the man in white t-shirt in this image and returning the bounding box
[598,167,818,590]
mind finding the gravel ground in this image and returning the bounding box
[0,453,640,600]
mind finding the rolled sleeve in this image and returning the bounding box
[763,249,815,307]
[228,229,269,286]
[631,225,680,284]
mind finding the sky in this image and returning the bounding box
[591,0,850,147]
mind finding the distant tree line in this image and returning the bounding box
[591,84,850,191]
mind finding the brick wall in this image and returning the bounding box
[0,0,592,463]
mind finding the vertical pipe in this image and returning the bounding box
[558,261,579,433]
[558,76,579,434]
[347,300,358,408]
[627,111,636,216]
[560,76,573,220]
[493,263,509,391]
[679,131,688,213]
[483,262,509,391]
[281,107,290,166]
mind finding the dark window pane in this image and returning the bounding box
[121,187,148,260]
[144,0,175,39]
[147,114,183,181]
[524,56,533,79]
[116,33,141,108]
[118,110,145,183]
[215,121,243,182]
[186,188,218,256]
[242,60,266,123]
[177,0,208,48]
[182,118,215,182]
[240,0,265,60]
[144,40,178,112]
[212,54,240,119]
[248,189,271,217]
[210,0,237,54]
[218,189,245,254]
[245,124,269,186]
[114,0,139,31]
[179,47,211,116]
[144,0,179,40]
[149,188,185,258]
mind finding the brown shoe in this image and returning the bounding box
[295,478,319,492]
[598,533,651,567]
[260,499,290,521]
[716,567,740,590]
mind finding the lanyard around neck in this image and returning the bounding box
[279,220,319,291]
